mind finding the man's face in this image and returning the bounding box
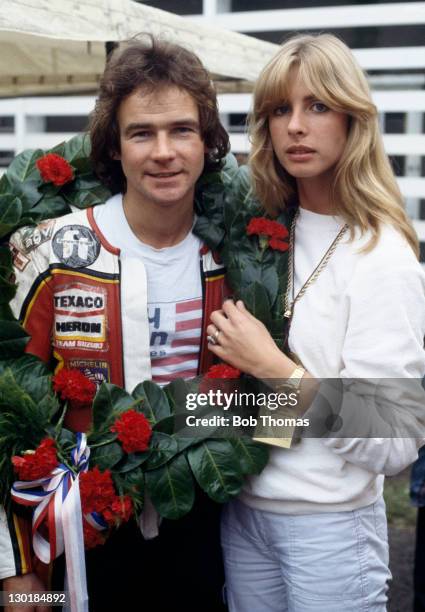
[115,85,206,210]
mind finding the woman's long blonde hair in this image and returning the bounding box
[249,33,419,255]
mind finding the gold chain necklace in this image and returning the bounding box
[283,210,349,319]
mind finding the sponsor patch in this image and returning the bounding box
[52,225,101,268]
[14,220,56,254]
[53,283,108,351]
[68,359,110,386]
[10,244,30,272]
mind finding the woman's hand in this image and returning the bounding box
[207,300,294,379]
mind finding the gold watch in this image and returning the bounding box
[287,365,306,390]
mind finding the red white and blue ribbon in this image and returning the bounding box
[11,433,104,612]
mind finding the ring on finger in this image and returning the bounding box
[207,328,221,345]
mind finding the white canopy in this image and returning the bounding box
[0,0,279,96]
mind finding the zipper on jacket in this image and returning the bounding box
[197,253,206,376]
[117,256,125,386]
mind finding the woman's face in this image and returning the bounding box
[268,71,348,189]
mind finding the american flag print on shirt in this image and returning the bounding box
[149,297,202,385]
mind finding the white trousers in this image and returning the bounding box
[221,496,391,612]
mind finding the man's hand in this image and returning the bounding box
[3,573,51,612]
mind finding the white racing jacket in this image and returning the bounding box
[1,205,226,578]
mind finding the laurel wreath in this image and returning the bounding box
[0,135,270,529]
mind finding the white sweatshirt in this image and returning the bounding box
[240,207,425,514]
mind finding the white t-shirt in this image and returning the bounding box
[94,194,202,385]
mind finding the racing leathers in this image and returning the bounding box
[1,204,226,579]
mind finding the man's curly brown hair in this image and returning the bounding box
[89,37,229,194]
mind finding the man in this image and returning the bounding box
[1,38,229,611]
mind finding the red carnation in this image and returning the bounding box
[36,153,74,186]
[246,217,289,251]
[269,237,289,252]
[247,217,288,239]
[12,438,58,481]
[82,519,105,550]
[79,467,116,514]
[246,217,270,236]
[103,495,133,526]
[52,368,96,409]
[268,220,288,239]
[110,410,152,454]
[204,364,241,379]
[199,364,241,395]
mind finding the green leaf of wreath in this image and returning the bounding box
[114,448,151,473]
[0,354,50,384]
[163,377,194,413]
[0,247,17,306]
[91,441,124,471]
[62,179,111,209]
[92,383,135,432]
[0,196,23,237]
[0,354,59,423]
[63,133,91,170]
[145,452,195,519]
[7,149,43,183]
[49,142,66,157]
[0,321,29,358]
[57,428,75,449]
[0,367,53,503]
[28,195,71,222]
[0,369,51,438]
[153,414,175,435]
[228,437,269,475]
[187,439,244,503]
[241,281,272,324]
[144,431,179,470]
[113,467,145,513]
[0,174,42,214]
[132,380,171,424]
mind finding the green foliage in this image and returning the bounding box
[0,321,29,358]
[0,133,112,242]
[194,159,294,350]
[144,432,179,470]
[0,363,58,503]
[132,381,171,424]
[91,383,136,434]
[114,449,151,473]
[384,473,417,528]
[187,439,244,503]
[91,441,124,471]
[0,247,17,307]
[229,436,269,475]
[7,149,43,183]
[113,467,145,514]
[0,142,270,523]
[194,154,239,251]
[146,453,195,519]
[0,196,23,236]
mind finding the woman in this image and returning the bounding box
[206,34,425,611]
